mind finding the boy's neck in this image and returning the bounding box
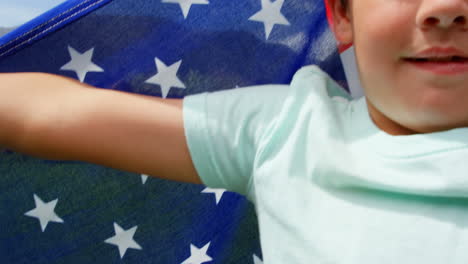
[365,98,418,136]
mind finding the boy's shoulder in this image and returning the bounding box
[257,65,354,157]
[290,65,353,102]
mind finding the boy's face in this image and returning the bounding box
[331,0,468,135]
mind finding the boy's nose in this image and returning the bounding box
[416,0,467,30]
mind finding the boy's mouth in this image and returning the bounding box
[403,56,468,75]
[404,56,468,63]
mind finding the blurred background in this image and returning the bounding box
[0,0,67,36]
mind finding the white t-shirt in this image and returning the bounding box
[183,65,468,263]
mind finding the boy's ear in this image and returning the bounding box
[327,0,353,46]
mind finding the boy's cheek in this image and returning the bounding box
[352,2,415,43]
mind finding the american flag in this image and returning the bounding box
[0,0,355,263]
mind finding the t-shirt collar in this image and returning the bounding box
[350,96,468,158]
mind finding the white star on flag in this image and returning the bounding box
[162,0,209,19]
[201,187,226,205]
[253,254,263,264]
[60,45,104,82]
[181,242,213,264]
[141,174,149,184]
[249,0,290,39]
[24,194,64,232]
[104,222,142,259]
[145,58,186,99]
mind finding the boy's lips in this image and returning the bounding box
[410,46,468,59]
[403,47,468,75]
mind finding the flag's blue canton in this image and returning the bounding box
[0,0,347,263]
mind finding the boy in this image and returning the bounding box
[1,0,468,263]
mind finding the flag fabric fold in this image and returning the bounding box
[0,0,349,263]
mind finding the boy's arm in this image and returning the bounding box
[0,72,202,184]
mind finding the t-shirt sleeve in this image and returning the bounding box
[182,85,289,197]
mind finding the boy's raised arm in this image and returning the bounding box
[0,72,202,184]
